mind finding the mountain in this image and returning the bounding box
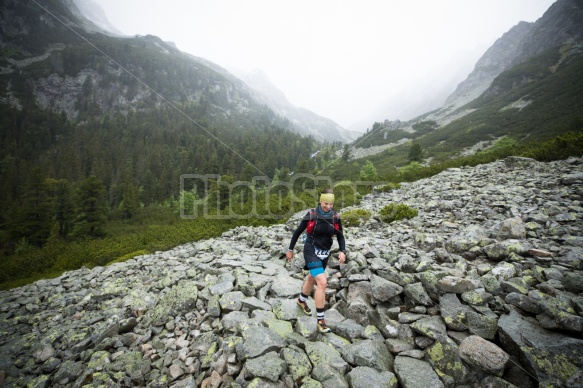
[0,0,350,144]
[236,69,358,143]
[360,46,485,129]
[445,0,583,114]
[75,1,354,144]
[0,0,346,244]
[346,0,583,165]
[443,22,534,111]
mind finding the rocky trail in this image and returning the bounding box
[1,156,582,387]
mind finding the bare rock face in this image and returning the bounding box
[1,157,583,387]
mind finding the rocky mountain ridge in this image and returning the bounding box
[350,0,583,161]
[237,69,358,143]
[1,156,582,387]
[0,0,350,143]
[445,0,583,116]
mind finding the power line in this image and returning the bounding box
[31,0,269,178]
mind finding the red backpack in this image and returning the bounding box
[306,208,340,236]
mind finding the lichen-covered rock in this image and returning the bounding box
[437,276,482,294]
[236,326,287,361]
[281,345,311,381]
[498,310,583,387]
[245,352,287,382]
[341,339,394,372]
[410,316,448,341]
[347,366,398,388]
[305,342,348,374]
[394,356,444,388]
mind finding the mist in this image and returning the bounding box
[87,0,556,130]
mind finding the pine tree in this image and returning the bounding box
[15,168,53,247]
[75,176,107,238]
[47,178,76,239]
[408,143,423,163]
[341,144,351,162]
[360,160,378,181]
[122,163,139,219]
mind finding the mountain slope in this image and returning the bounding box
[0,0,335,229]
[238,69,358,143]
[445,0,583,113]
[347,0,583,165]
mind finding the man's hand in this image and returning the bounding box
[338,251,346,264]
[286,251,293,261]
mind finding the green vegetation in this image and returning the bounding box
[341,209,372,227]
[359,160,378,181]
[375,182,401,193]
[0,205,275,290]
[379,203,418,224]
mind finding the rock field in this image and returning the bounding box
[1,156,582,387]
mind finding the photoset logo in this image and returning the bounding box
[180,174,383,219]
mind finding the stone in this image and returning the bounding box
[403,282,433,306]
[341,339,394,372]
[269,276,303,298]
[245,352,287,382]
[370,275,404,302]
[439,293,472,331]
[498,310,583,387]
[437,276,482,294]
[281,345,311,381]
[459,335,509,377]
[394,356,444,388]
[410,316,448,341]
[311,363,349,387]
[304,342,348,374]
[426,337,467,383]
[347,366,398,388]
[496,217,526,240]
[236,326,286,361]
[465,311,498,340]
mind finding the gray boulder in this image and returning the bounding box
[498,310,583,387]
[394,356,444,388]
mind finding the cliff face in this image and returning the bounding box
[514,0,583,64]
[445,0,583,110]
[1,156,582,387]
[444,22,533,108]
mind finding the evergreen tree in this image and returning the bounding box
[75,176,107,238]
[47,178,76,239]
[122,163,139,219]
[341,144,351,162]
[408,143,423,163]
[359,160,378,181]
[14,168,53,247]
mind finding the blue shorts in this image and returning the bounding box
[309,267,326,277]
[303,243,328,277]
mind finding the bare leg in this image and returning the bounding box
[302,274,315,296]
[313,273,328,309]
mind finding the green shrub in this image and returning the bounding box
[375,182,401,192]
[341,209,372,227]
[379,203,418,224]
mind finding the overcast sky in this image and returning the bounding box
[90,0,556,128]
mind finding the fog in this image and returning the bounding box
[87,0,556,130]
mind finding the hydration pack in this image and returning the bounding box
[306,208,340,236]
